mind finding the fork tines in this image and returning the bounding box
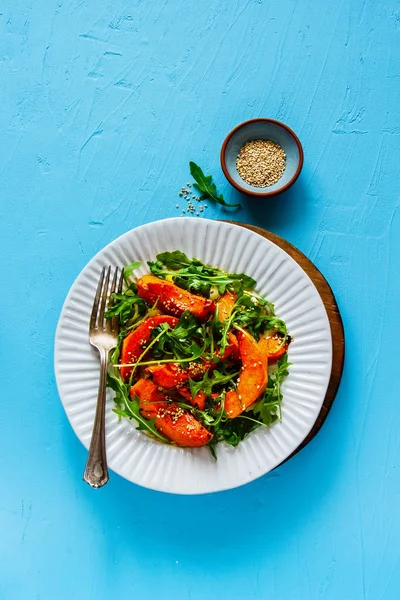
[90,266,124,333]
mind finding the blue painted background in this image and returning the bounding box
[1,1,400,598]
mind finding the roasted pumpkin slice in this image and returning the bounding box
[120,315,178,381]
[130,379,212,447]
[225,330,268,418]
[177,386,207,411]
[223,331,240,362]
[258,334,289,364]
[129,378,166,418]
[136,275,215,322]
[216,291,237,322]
[146,360,213,389]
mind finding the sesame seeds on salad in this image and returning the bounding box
[105,250,290,456]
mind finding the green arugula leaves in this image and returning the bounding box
[205,355,291,453]
[148,251,255,298]
[189,162,241,208]
[105,250,291,459]
[151,311,205,361]
[107,372,170,443]
[251,353,291,425]
[188,369,239,399]
[215,290,288,357]
[124,260,142,280]
[155,251,192,270]
[105,282,147,328]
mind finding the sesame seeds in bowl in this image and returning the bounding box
[236,139,286,187]
[220,118,303,198]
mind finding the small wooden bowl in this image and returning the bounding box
[220,118,304,197]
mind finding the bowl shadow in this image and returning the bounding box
[228,176,312,237]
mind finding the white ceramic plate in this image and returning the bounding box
[54,218,332,494]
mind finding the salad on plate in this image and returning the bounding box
[106,251,291,457]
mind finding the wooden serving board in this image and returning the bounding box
[226,221,345,464]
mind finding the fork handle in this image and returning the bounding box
[83,347,110,488]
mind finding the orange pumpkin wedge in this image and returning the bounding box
[130,378,166,418]
[136,275,215,322]
[214,292,240,361]
[224,331,241,362]
[258,335,289,364]
[130,379,212,447]
[216,291,237,322]
[214,331,240,362]
[178,386,207,411]
[120,315,178,381]
[225,330,268,418]
[146,361,212,389]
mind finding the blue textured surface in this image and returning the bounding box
[1,1,400,599]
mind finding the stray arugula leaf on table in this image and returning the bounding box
[189,161,241,208]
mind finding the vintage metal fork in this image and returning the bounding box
[83,266,123,488]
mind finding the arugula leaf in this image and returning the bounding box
[216,290,286,352]
[251,353,291,425]
[105,283,147,327]
[124,261,142,279]
[230,273,256,290]
[124,395,170,443]
[107,371,126,410]
[213,416,258,447]
[169,310,200,341]
[107,372,170,443]
[106,249,291,457]
[207,442,218,460]
[148,255,254,298]
[174,275,211,297]
[205,354,291,452]
[188,369,238,398]
[189,162,241,208]
[151,310,205,361]
[251,401,279,427]
[155,251,191,270]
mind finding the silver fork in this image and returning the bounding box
[83,266,123,488]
